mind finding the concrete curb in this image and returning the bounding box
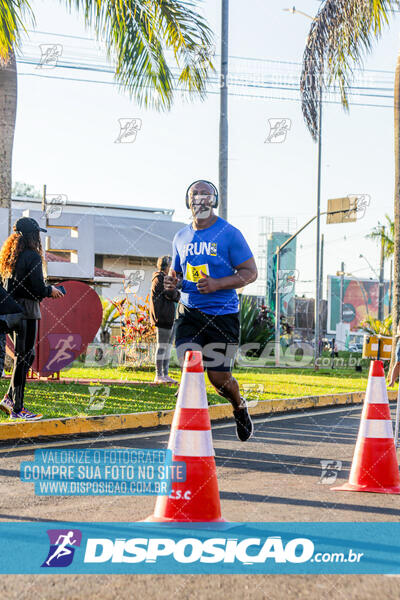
[1,389,394,443]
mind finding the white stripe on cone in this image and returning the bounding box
[168,429,215,457]
[359,419,394,439]
[365,376,390,405]
[176,372,208,409]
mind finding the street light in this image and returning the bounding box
[283,6,323,367]
[283,6,316,20]
[274,207,348,366]
[359,253,379,279]
[359,253,385,320]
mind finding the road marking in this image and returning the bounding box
[0,404,366,454]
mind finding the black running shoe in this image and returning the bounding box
[233,404,253,442]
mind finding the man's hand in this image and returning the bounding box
[164,268,178,293]
[388,363,400,387]
[196,271,220,294]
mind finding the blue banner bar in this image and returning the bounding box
[0,522,399,574]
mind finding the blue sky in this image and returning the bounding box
[12,0,400,297]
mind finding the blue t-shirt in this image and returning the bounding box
[171,217,253,315]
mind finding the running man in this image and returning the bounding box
[46,531,77,566]
[388,323,400,387]
[165,180,258,441]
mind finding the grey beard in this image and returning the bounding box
[190,207,212,220]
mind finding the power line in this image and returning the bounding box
[17,71,393,109]
[24,29,397,77]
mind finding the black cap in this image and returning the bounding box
[14,217,47,235]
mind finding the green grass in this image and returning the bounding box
[0,363,377,422]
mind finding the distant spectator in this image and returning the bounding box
[330,337,339,369]
[150,255,180,384]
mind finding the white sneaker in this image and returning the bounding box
[0,394,14,415]
[154,375,168,384]
[162,375,178,384]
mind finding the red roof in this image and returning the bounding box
[45,251,122,279]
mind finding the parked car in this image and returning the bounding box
[349,343,363,353]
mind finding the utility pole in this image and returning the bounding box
[340,261,345,323]
[319,234,324,339]
[275,251,281,367]
[218,0,229,220]
[319,234,324,302]
[378,225,385,321]
[314,84,322,363]
[389,259,393,313]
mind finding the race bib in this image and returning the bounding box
[185,263,209,283]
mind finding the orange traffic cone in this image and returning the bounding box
[332,359,400,494]
[144,350,226,522]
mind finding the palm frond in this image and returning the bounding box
[301,0,400,140]
[366,214,395,258]
[0,0,33,63]
[360,314,392,335]
[63,0,214,110]
[100,296,123,329]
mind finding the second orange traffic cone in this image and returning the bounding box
[332,359,400,494]
[144,350,225,522]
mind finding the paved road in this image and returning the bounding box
[1,405,400,599]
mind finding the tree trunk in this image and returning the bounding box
[0,49,17,234]
[390,51,400,371]
[100,329,111,344]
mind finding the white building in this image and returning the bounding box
[3,197,185,301]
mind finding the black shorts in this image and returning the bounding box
[175,303,240,372]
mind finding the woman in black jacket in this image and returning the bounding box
[150,255,180,383]
[0,217,63,420]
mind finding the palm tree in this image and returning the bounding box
[0,0,213,231]
[100,296,125,343]
[300,0,400,369]
[367,215,394,259]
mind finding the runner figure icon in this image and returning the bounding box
[41,528,82,568]
[45,335,77,370]
[45,531,77,566]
